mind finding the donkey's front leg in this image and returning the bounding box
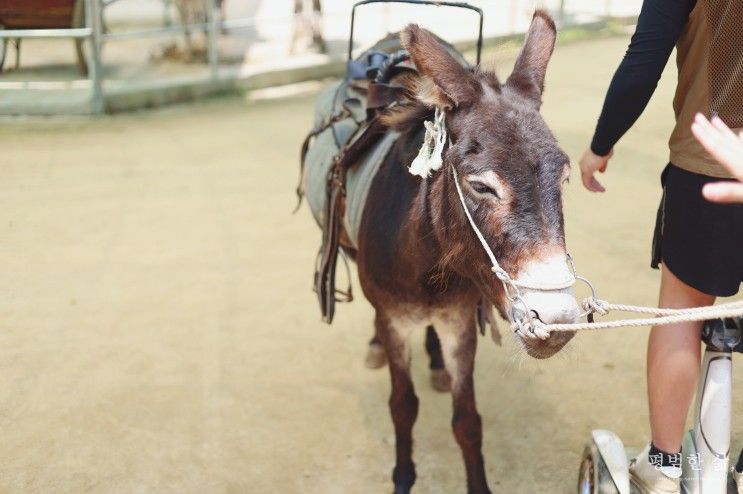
[437,317,491,494]
[377,312,419,494]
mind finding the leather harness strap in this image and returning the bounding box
[315,116,387,323]
[296,43,415,324]
[296,107,352,211]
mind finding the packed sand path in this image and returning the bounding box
[2,35,742,493]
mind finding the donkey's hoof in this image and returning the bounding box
[364,343,387,369]
[430,368,451,392]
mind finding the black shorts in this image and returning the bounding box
[652,163,743,297]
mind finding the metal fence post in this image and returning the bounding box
[86,0,104,114]
[207,0,218,81]
[163,0,173,27]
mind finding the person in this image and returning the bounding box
[579,0,743,492]
[290,0,327,54]
[692,113,743,204]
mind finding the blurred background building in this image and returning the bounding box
[0,0,642,115]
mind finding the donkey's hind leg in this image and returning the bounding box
[425,325,451,392]
[436,315,491,494]
[377,312,419,494]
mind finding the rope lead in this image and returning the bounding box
[530,299,743,333]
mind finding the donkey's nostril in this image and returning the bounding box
[519,290,580,326]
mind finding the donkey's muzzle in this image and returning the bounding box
[516,286,579,359]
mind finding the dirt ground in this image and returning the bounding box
[1,35,742,494]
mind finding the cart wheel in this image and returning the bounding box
[578,442,621,494]
[0,26,6,73]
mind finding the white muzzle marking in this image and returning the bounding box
[513,256,580,340]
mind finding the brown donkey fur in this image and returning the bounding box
[344,11,578,494]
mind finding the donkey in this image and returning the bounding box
[350,12,579,494]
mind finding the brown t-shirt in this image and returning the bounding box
[670,0,743,178]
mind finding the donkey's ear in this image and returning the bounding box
[506,10,556,104]
[401,24,479,108]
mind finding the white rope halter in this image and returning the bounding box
[417,109,743,336]
[450,163,581,336]
[451,163,743,337]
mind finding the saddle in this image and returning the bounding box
[298,34,468,324]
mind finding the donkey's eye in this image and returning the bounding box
[469,181,500,199]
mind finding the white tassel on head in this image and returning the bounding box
[409,107,447,178]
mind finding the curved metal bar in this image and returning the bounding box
[348,0,484,65]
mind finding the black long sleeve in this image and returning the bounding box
[590,0,696,156]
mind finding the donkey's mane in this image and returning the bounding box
[378,71,435,135]
[380,66,493,135]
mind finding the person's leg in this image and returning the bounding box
[647,265,715,453]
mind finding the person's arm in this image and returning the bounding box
[691,113,743,203]
[580,0,696,192]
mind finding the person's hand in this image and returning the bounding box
[691,113,743,204]
[579,148,612,193]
